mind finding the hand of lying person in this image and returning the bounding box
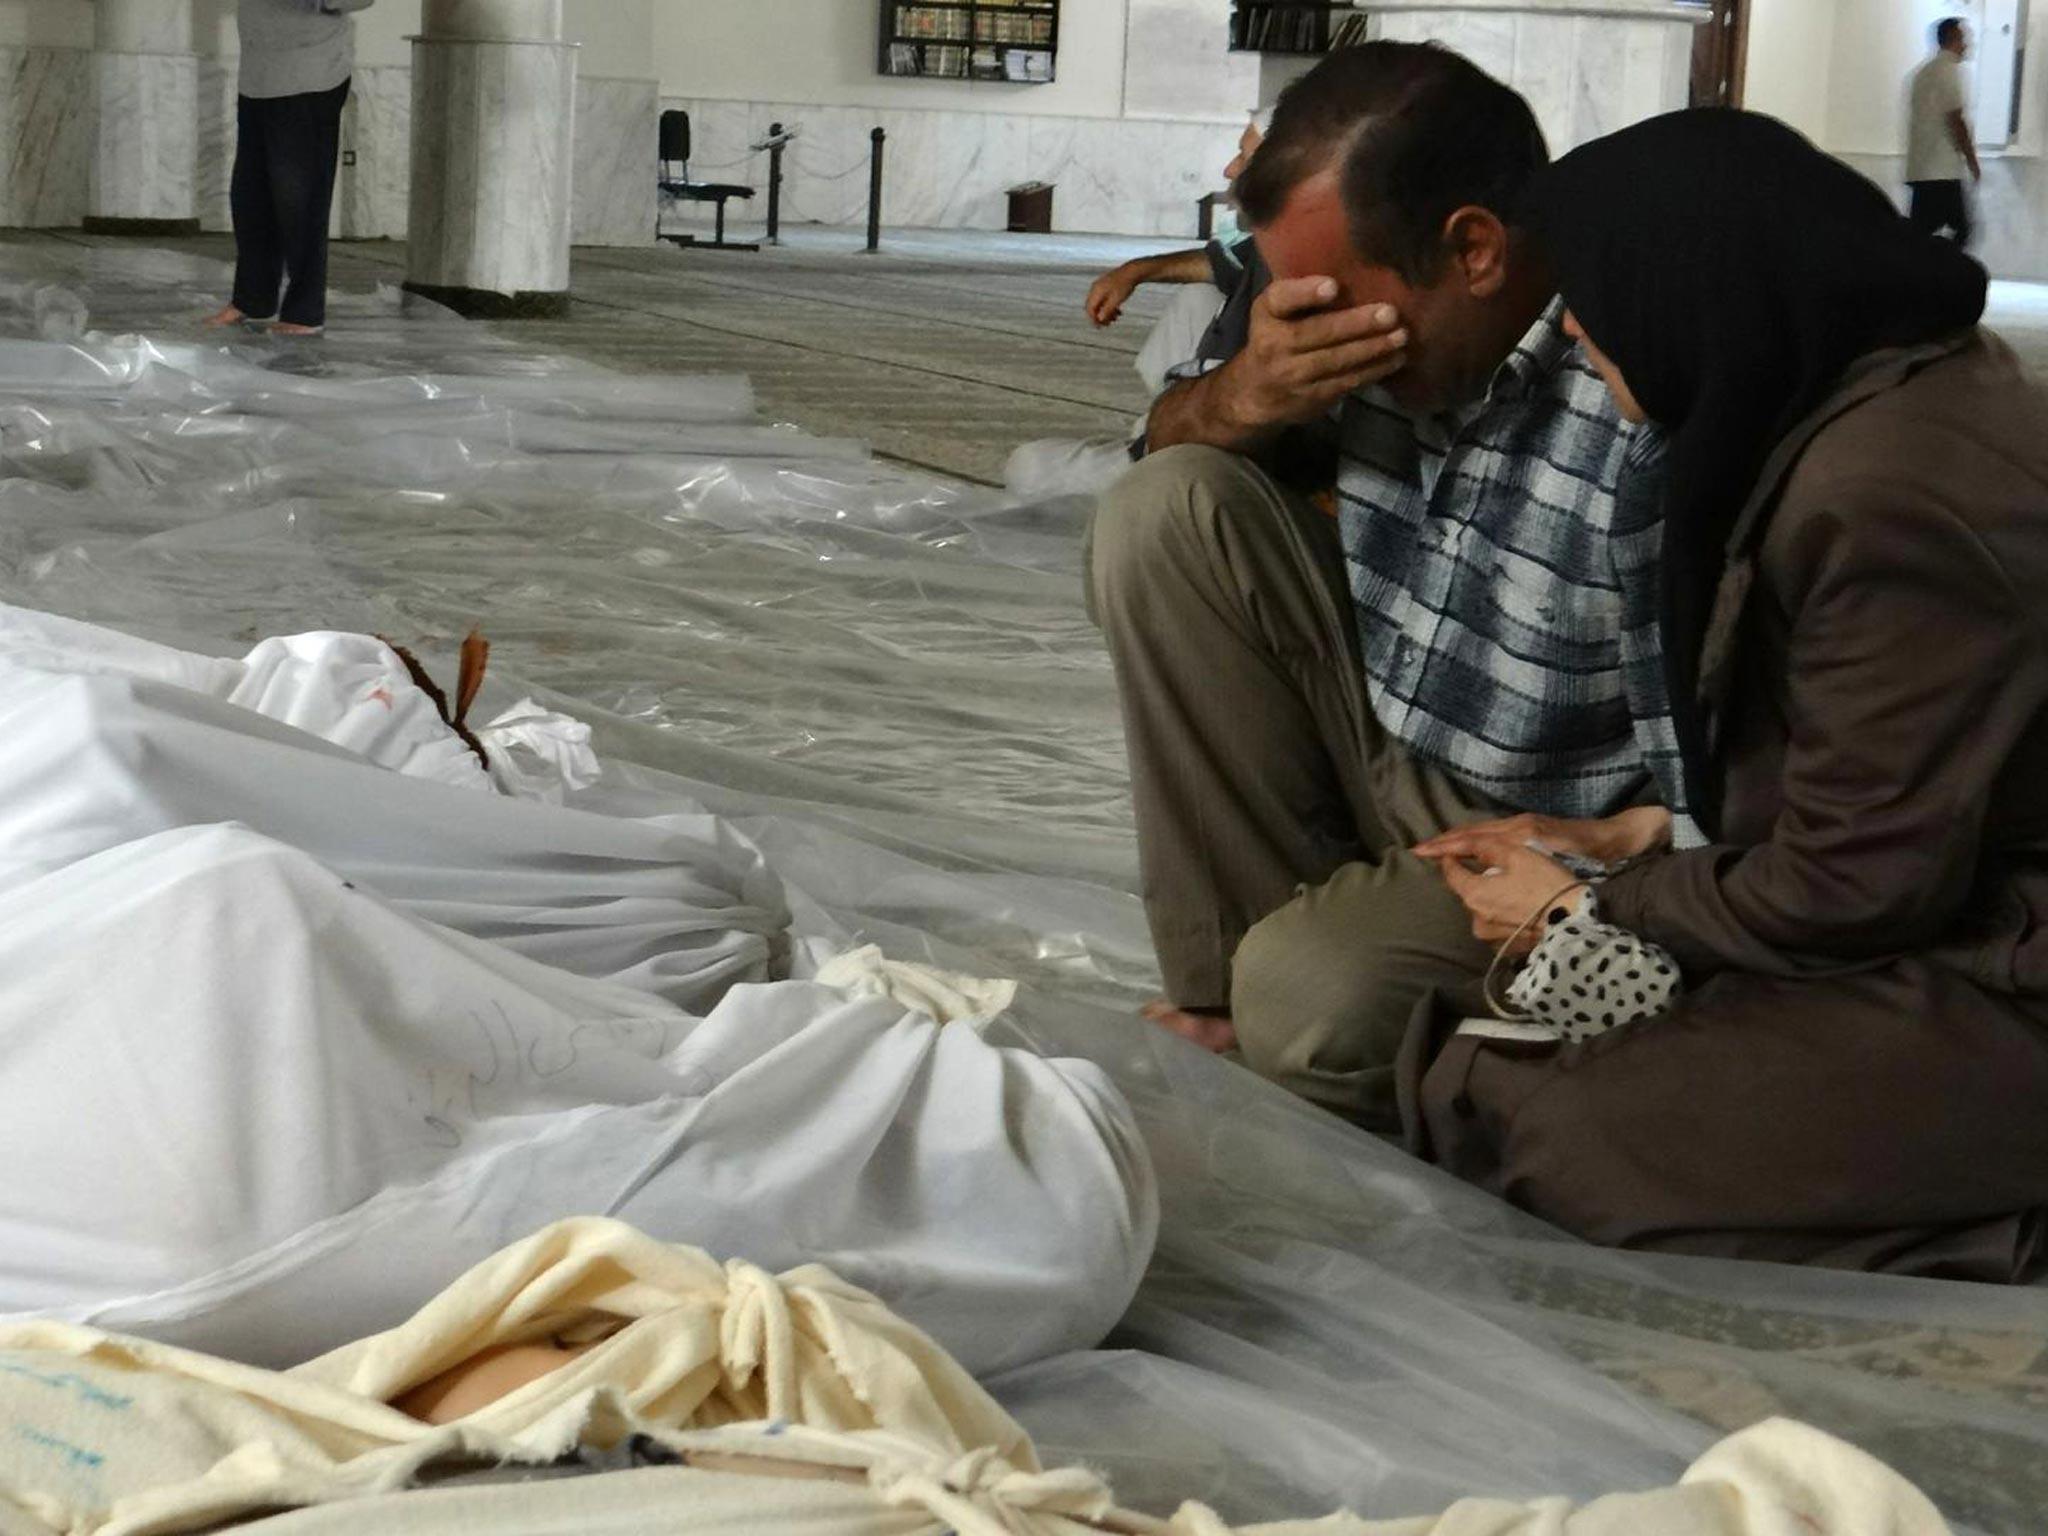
[1414,805,1671,870]
[1218,277,1408,432]
[1427,837,1583,955]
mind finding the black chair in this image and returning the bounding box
[658,109,757,252]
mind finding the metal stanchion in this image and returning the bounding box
[765,122,786,246]
[865,128,886,253]
[745,122,797,249]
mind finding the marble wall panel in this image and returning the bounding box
[575,74,656,245]
[972,111,1038,227]
[1045,116,1141,235]
[97,0,191,55]
[91,50,198,220]
[197,55,234,230]
[660,97,1244,240]
[1161,119,1243,231]
[1371,9,1696,153]
[1512,15,1579,153]
[1839,148,2048,282]
[1613,16,1691,132]
[0,47,91,228]
[338,64,411,239]
[1565,16,1634,145]
[1019,111,1080,212]
[867,104,1010,229]
[777,105,871,226]
[1424,11,1521,79]
[79,48,651,249]
[674,97,755,179]
[874,106,954,227]
[1958,160,2044,279]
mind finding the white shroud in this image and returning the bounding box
[0,612,1156,1378]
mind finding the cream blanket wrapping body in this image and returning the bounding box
[0,821,1154,1375]
[0,1218,1031,1536]
[0,1222,1947,1536]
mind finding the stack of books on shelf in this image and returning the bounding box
[978,10,1054,44]
[1230,4,1325,53]
[896,5,970,40]
[1330,11,1371,48]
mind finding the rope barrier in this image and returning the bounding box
[789,152,877,183]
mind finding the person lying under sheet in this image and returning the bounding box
[0,611,1156,1374]
[0,1220,1957,1535]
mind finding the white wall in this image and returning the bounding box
[350,0,423,67]
[1126,0,1258,122]
[565,0,654,80]
[1747,0,2037,154]
[654,0,1133,118]
[1746,0,2048,278]
[1744,0,1839,143]
[1825,0,1974,153]
[651,0,1270,238]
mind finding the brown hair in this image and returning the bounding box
[1233,42,1549,283]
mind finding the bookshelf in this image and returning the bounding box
[878,1,1060,83]
[1229,3,1369,55]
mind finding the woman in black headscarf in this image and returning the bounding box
[1412,109,2048,1279]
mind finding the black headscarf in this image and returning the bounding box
[1526,109,1987,831]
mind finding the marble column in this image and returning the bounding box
[87,0,201,235]
[404,0,577,318]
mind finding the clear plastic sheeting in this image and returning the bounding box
[0,246,2041,1535]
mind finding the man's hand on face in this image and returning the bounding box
[1218,276,1408,435]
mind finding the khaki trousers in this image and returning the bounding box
[1089,445,1502,1128]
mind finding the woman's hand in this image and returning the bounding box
[1428,837,1585,955]
[1086,264,1143,326]
[1414,805,1671,869]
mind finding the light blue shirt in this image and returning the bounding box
[236,0,374,99]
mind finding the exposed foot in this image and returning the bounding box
[201,304,249,328]
[1142,998,1237,1053]
[270,321,325,337]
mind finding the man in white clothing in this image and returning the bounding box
[1906,17,1981,246]
[206,0,376,335]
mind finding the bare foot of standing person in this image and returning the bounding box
[202,304,250,327]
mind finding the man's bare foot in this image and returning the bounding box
[201,304,248,328]
[1142,998,1237,1053]
[270,321,325,336]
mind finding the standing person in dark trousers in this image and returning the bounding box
[205,0,376,336]
[1906,17,1980,246]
